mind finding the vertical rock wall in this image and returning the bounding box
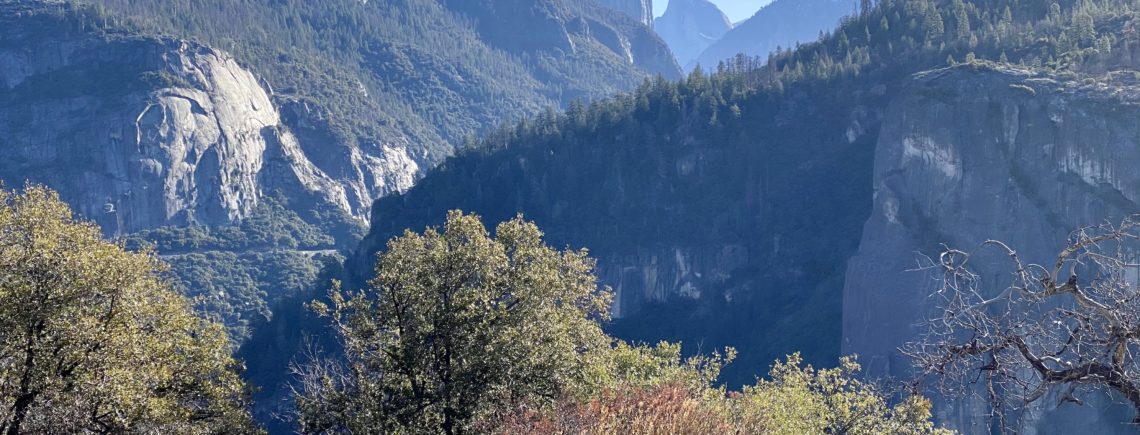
[843,66,1140,432]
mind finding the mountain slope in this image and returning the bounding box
[91,0,680,168]
[597,0,655,26]
[0,0,680,346]
[347,1,1140,430]
[0,9,388,233]
[845,65,1140,433]
[692,0,853,69]
[654,0,734,68]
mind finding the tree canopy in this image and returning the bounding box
[0,186,256,434]
[294,211,615,433]
[295,211,943,434]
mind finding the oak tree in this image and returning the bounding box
[0,186,256,434]
[294,211,613,434]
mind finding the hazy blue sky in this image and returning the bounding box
[652,0,773,22]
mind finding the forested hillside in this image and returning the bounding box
[692,0,854,70]
[0,0,678,345]
[0,188,948,434]
[9,0,1140,432]
[86,0,680,156]
[353,0,1140,391]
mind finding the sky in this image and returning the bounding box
[652,0,774,23]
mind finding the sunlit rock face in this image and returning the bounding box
[843,65,1140,433]
[0,12,421,235]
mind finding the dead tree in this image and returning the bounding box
[904,216,1140,429]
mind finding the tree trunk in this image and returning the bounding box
[5,393,35,435]
[8,322,43,435]
[442,408,456,435]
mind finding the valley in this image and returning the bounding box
[3,0,1140,433]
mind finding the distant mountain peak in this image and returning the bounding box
[653,0,732,67]
[693,0,852,69]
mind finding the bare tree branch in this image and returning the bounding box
[905,216,1140,431]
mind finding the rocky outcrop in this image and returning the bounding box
[596,0,653,26]
[599,245,749,317]
[577,13,682,80]
[843,65,1140,432]
[352,74,880,388]
[0,16,418,235]
[653,0,732,68]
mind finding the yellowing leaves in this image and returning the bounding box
[0,185,257,434]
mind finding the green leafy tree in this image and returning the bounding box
[0,186,256,434]
[737,354,949,435]
[294,211,613,434]
[296,212,946,434]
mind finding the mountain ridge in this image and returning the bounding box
[692,0,853,69]
[346,0,1140,430]
[0,0,679,347]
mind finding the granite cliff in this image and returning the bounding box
[0,0,679,238]
[0,3,422,234]
[844,65,1140,433]
[0,28,385,236]
[0,0,679,347]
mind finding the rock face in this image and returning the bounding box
[693,0,851,69]
[843,66,1140,432]
[353,75,882,388]
[0,0,681,238]
[0,15,418,235]
[653,0,732,68]
[596,0,654,26]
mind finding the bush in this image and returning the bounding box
[490,353,948,435]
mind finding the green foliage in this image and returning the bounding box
[753,0,1140,86]
[737,354,948,434]
[123,195,352,344]
[601,341,735,398]
[125,196,336,254]
[0,185,256,433]
[164,250,340,345]
[303,213,943,434]
[492,353,947,434]
[35,0,660,163]
[362,0,1140,389]
[295,211,615,434]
